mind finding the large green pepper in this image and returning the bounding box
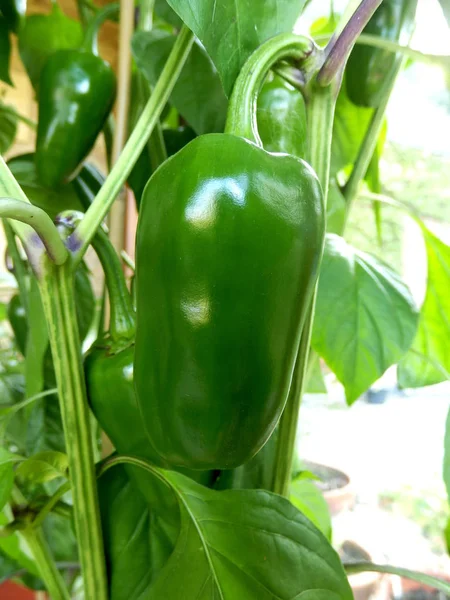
[35,9,116,187]
[257,74,307,157]
[346,0,418,107]
[135,133,324,470]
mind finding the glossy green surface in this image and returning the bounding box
[257,74,307,158]
[35,49,115,188]
[85,342,214,486]
[135,133,325,470]
[346,0,418,107]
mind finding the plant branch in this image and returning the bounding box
[0,198,68,266]
[3,220,29,311]
[342,55,405,221]
[344,563,450,594]
[11,487,69,600]
[38,260,108,600]
[272,84,336,496]
[70,25,195,265]
[318,0,384,86]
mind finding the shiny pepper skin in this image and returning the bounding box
[35,49,116,188]
[257,74,307,158]
[135,133,325,470]
[346,0,418,107]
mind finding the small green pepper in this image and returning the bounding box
[346,0,418,107]
[35,8,116,187]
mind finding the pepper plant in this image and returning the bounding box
[0,0,449,598]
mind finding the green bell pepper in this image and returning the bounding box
[346,0,418,107]
[135,132,324,470]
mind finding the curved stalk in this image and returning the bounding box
[39,260,108,600]
[81,3,119,55]
[225,33,318,144]
[0,198,68,266]
[344,563,450,595]
[70,25,195,265]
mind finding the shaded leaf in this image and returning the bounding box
[306,354,327,394]
[0,513,40,580]
[327,180,346,234]
[166,0,307,95]
[132,29,228,135]
[290,476,332,540]
[148,470,352,599]
[444,405,450,505]
[0,103,17,153]
[154,0,182,28]
[312,234,419,404]
[0,448,21,511]
[0,17,12,85]
[398,227,450,387]
[18,4,82,90]
[17,450,68,484]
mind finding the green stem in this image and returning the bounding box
[344,563,450,594]
[225,33,318,144]
[70,25,194,264]
[81,3,119,55]
[32,482,72,529]
[11,488,69,600]
[0,198,68,266]
[38,261,108,600]
[342,55,405,220]
[138,0,155,30]
[272,85,336,497]
[3,220,29,312]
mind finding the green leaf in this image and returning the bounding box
[0,17,12,85]
[0,448,21,511]
[132,30,228,134]
[148,470,352,599]
[99,466,154,600]
[166,0,307,95]
[305,354,327,394]
[25,392,65,455]
[312,234,419,404]
[398,227,450,388]
[18,3,83,90]
[0,103,17,153]
[290,476,332,541]
[154,0,182,27]
[327,180,346,234]
[24,278,48,399]
[74,263,96,343]
[17,450,68,484]
[0,513,40,580]
[445,517,450,555]
[7,153,85,219]
[444,405,450,506]
[331,83,374,176]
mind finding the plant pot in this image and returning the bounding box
[391,573,450,598]
[301,460,355,516]
[340,540,389,600]
[0,581,36,599]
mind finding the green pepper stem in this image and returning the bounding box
[0,197,68,267]
[39,260,108,600]
[91,229,136,341]
[11,487,70,600]
[225,33,318,144]
[81,3,120,55]
[70,25,194,265]
[272,85,336,497]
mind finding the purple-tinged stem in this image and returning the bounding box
[317,0,384,86]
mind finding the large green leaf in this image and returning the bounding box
[148,470,352,599]
[166,0,307,95]
[0,17,12,85]
[18,3,82,90]
[290,476,332,541]
[312,234,419,404]
[398,227,450,388]
[0,103,17,153]
[132,29,228,134]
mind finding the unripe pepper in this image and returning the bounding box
[346,0,418,107]
[35,7,117,187]
[257,74,307,157]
